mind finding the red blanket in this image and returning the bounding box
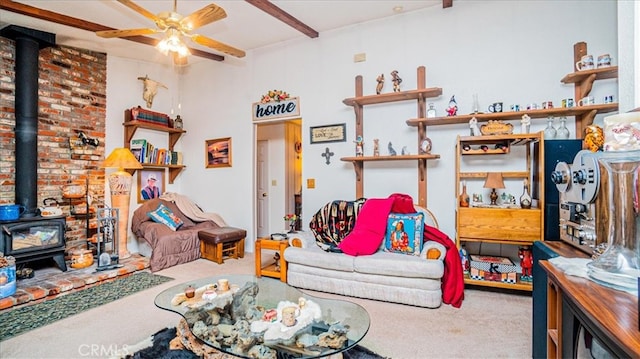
[389,193,465,308]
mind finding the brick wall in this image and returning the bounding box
[0,36,107,252]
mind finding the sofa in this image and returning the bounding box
[131,198,219,272]
[284,200,453,308]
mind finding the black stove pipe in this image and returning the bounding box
[0,25,55,217]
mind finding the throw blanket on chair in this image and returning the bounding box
[309,198,366,251]
[159,192,227,227]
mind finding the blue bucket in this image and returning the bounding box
[0,204,25,221]
[0,264,17,298]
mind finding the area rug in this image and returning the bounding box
[127,327,386,359]
[0,271,173,341]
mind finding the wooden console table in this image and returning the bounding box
[541,260,640,358]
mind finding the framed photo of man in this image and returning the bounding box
[137,169,165,203]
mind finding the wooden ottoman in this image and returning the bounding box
[198,227,246,264]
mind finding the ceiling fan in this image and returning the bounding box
[96,0,245,63]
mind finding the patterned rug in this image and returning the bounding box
[0,272,173,341]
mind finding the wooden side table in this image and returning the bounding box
[255,237,289,282]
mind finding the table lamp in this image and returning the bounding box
[103,148,143,259]
[484,172,505,205]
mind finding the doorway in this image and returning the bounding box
[255,119,302,238]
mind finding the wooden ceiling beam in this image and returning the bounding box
[0,0,224,61]
[443,0,453,9]
[245,0,319,39]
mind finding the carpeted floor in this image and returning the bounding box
[0,271,173,341]
[128,327,385,359]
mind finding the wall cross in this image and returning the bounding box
[321,147,334,165]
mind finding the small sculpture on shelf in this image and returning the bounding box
[373,138,380,157]
[401,146,409,155]
[419,137,432,154]
[375,73,384,94]
[391,70,402,92]
[388,142,397,156]
[518,246,533,282]
[173,115,183,129]
[520,114,531,134]
[446,95,458,116]
[469,117,481,136]
[354,135,364,156]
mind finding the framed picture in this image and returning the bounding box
[137,169,165,203]
[206,137,232,168]
[309,123,346,144]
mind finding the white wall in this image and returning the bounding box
[104,0,623,253]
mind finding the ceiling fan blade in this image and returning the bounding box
[191,34,245,58]
[117,0,162,24]
[96,28,158,38]
[180,4,227,31]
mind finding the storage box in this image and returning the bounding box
[469,255,518,283]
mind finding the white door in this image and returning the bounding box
[256,140,269,238]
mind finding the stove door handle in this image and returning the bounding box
[2,225,11,236]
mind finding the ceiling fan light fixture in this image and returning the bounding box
[156,28,190,57]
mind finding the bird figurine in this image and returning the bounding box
[401,146,409,155]
[446,95,458,116]
[388,142,397,156]
[391,70,402,92]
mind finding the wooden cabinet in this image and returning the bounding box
[123,118,186,184]
[542,260,640,358]
[455,133,544,291]
[340,66,442,207]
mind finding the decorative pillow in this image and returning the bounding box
[147,203,184,231]
[384,212,424,256]
[309,198,366,251]
[338,197,395,256]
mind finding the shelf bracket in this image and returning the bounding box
[579,73,597,97]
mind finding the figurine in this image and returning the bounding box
[469,117,481,136]
[401,146,409,155]
[391,70,402,92]
[584,125,604,152]
[446,95,458,116]
[376,73,384,94]
[373,138,380,156]
[518,246,533,282]
[388,142,397,156]
[419,137,432,154]
[520,114,531,134]
[137,75,167,108]
[354,135,364,156]
[274,252,281,271]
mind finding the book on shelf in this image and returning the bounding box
[170,151,183,165]
[130,139,146,163]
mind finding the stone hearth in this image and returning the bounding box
[0,254,149,311]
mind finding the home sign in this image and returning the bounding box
[252,97,300,122]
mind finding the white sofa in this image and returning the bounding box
[283,208,448,308]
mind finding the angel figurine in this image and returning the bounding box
[376,74,384,94]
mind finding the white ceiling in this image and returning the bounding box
[1,0,442,65]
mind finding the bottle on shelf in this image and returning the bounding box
[459,181,470,207]
[543,117,557,139]
[556,117,570,139]
[520,178,532,209]
[427,103,437,118]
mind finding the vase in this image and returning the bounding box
[543,117,556,139]
[459,181,470,207]
[520,179,532,209]
[556,117,570,139]
[586,150,640,292]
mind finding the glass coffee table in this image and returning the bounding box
[155,274,370,358]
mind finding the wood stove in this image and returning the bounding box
[0,216,67,271]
